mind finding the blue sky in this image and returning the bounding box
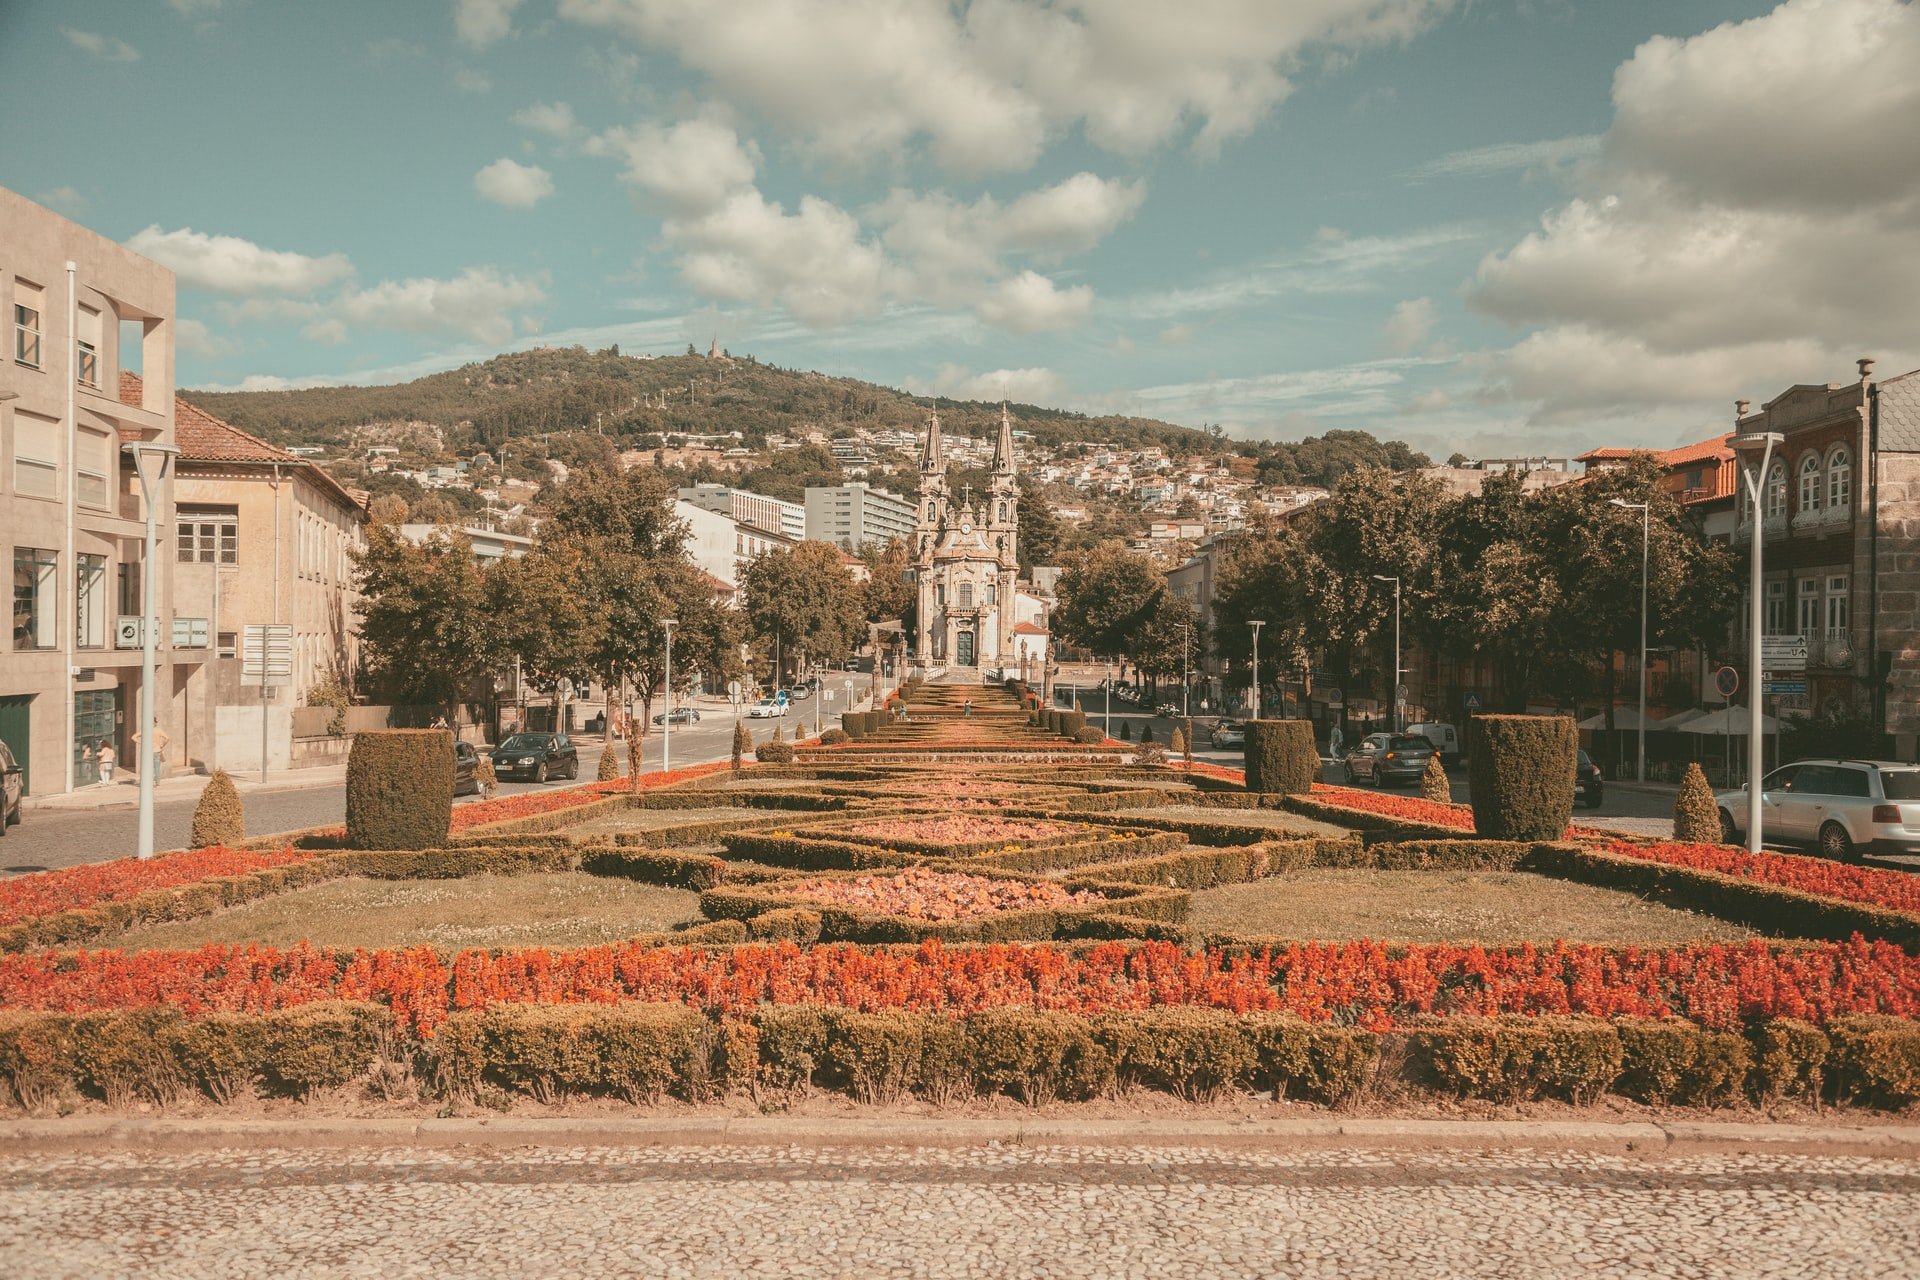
[6,1,1917,459]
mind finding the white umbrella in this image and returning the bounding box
[1658,708,1710,731]
[1575,707,1664,731]
[1683,706,1780,737]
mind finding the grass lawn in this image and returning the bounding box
[1189,870,1765,945]
[112,874,702,951]
[1121,806,1351,838]
[563,805,772,836]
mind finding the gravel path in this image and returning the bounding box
[4,1141,1917,1278]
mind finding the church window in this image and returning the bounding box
[998,501,1008,522]
[986,584,995,606]
[959,583,973,608]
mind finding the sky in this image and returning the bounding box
[5,0,1917,460]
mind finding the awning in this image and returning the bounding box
[1679,706,1780,736]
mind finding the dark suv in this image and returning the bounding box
[489,733,578,783]
[1575,751,1604,809]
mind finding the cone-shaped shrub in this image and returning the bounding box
[1119,720,1132,741]
[597,747,623,782]
[1141,724,1156,744]
[1169,727,1187,756]
[1243,720,1318,795]
[732,721,751,771]
[1673,763,1721,843]
[626,733,646,791]
[346,729,452,850]
[189,769,245,848]
[1420,753,1451,804]
[1467,714,1575,841]
[1182,719,1195,765]
[772,722,786,744]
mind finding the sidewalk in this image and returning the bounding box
[24,763,349,814]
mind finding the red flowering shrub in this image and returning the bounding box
[0,847,314,928]
[448,762,730,833]
[1307,785,1477,831]
[1599,839,1920,917]
[780,868,1100,922]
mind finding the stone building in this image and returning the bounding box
[910,405,1019,675]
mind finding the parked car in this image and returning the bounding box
[489,733,578,783]
[1342,733,1436,786]
[453,740,480,797]
[746,697,788,719]
[1715,759,1920,860]
[1209,720,1246,749]
[1406,721,1460,762]
[0,739,22,835]
[653,707,701,726]
[1575,750,1604,809]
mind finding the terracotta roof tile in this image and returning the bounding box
[1013,621,1049,635]
[1655,433,1735,466]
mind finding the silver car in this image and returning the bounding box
[1715,759,1920,860]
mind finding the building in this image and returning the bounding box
[805,481,916,551]
[395,523,534,564]
[910,406,1019,674]
[132,376,368,771]
[674,498,796,594]
[2,187,187,795]
[1730,359,1920,755]
[677,483,804,541]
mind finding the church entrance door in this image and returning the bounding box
[955,630,975,667]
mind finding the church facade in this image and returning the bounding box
[910,405,1020,672]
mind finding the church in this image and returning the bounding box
[910,403,1042,677]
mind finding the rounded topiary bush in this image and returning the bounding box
[756,739,796,764]
[346,729,453,850]
[1673,762,1720,843]
[1242,720,1319,795]
[1075,725,1105,744]
[189,768,245,848]
[1466,714,1575,841]
[819,728,850,745]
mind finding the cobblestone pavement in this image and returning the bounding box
[4,1141,1918,1278]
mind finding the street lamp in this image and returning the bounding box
[661,619,677,775]
[1372,575,1402,733]
[123,440,180,861]
[1104,660,1112,740]
[1177,622,1193,718]
[1609,498,1651,783]
[1249,620,1266,721]
[1733,431,1786,855]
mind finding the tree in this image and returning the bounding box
[859,538,914,627]
[367,493,409,525]
[739,541,866,681]
[1052,542,1164,659]
[352,525,495,706]
[1016,485,1062,572]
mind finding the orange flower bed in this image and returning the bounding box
[837,815,1085,850]
[448,761,731,832]
[7,937,1920,1035]
[1599,839,1920,916]
[1307,784,1477,831]
[780,867,1100,922]
[0,846,313,928]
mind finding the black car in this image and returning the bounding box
[1343,733,1437,786]
[1575,751,1605,809]
[453,740,480,797]
[0,739,22,835]
[490,733,579,783]
[653,707,701,726]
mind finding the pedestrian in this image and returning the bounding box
[1328,722,1345,762]
[97,739,116,783]
[131,722,170,780]
[81,740,96,782]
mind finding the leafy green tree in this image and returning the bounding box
[352,525,495,706]
[1016,484,1062,572]
[1052,541,1164,659]
[739,540,866,681]
[859,538,915,628]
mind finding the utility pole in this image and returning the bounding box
[1733,430,1784,855]
[1610,498,1652,783]
[661,619,677,775]
[1249,620,1265,721]
[1373,575,1401,733]
[124,441,179,860]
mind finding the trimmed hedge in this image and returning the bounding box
[346,730,454,850]
[1243,720,1319,796]
[1466,714,1575,841]
[579,848,729,890]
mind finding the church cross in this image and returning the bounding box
[959,484,973,507]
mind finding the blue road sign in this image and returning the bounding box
[1764,679,1807,696]
[1714,665,1740,698]
[1326,687,1343,706]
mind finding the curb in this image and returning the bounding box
[4,1115,1917,1159]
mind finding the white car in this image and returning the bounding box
[745,697,787,719]
[1715,759,1920,860]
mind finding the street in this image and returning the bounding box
[0,707,809,878]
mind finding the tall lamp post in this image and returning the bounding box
[124,441,180,861]
[1178,622,1193,718]
[1372,575,1402,733]
[1249,620,1265,721]
[660,619,677,775]
[1103,660,1112,740]
[1733,431,1785,855]
[1609,498,1652,783]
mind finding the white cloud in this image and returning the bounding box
[455,0,523,48]
[34,186,87,217]
[474,158,555,208]
[670,190,889,327]
[903,363,1063,404]
[126,226,355,295]
[334,267,549,346]
[1468,0,1920,424]
[454,68,493,94]
[175,317,240,358]
[589,115,760,215]
[515,101,582,138]
[974,270,1092,332]
[302,318,351,346]
[1409,134,1599,180]
[1382,297,1436,354]
[556,0,1453,172]
[62,28,140,62]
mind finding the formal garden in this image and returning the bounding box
[3,679,1919,1117]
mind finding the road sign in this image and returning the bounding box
[1326,687,1343,707]
[1462,692,1483,711]
[1760,636,1808,671]
[1396,693,1408,708]
[727,679,741,699]
[241,623,293,688]
[1764,678,1808,696]
[1714,665,1740,698]
[115,616,143,649]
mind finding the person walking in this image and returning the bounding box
[1327,722,1345,764]
[97,739,116,784]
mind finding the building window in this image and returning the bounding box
[76,427,111,510]
[1797,580,1821,638]
[76,553,106,649]
[176,505,238,564]
[1765,581,1788,635]
[1827,447,1852,510]
[959,583,973,608]
[217,630,237,659]
[1798,454,1821,513]
[14,283,43,367]
[1765,462,1787,519]
[1826,575,1850,636]
[13,548,58,650]
[117,562,140,616]
[11,411,60,500]
[76,305,101,388]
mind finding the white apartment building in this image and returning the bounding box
[677,483,805,540]
[805,482,916,551]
